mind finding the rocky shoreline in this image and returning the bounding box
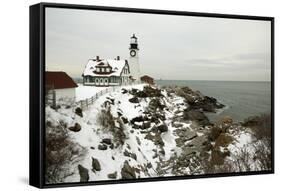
[45,84,272,183]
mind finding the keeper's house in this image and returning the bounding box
[82,56,131,87]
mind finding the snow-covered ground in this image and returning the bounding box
[75,84,107,101]
[47,83,185,182]
[46,83,270,183]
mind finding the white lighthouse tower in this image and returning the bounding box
[129,34,140,81]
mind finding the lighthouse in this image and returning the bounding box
[129,34,140,81]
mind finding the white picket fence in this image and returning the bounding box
[77,82,141,110]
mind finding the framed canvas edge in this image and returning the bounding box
[29,2,275,189]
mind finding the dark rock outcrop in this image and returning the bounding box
[68,123,81,132]
[78,165,89,182]
[107,171,117,179]
[92,157,101,172]
[183,110,211,126]
[75,107,83,117]
[121,161,136,179]
[156,124,168,133]
[129,97,139,103]
[101,138,112,145]
[98,144,108,150]
[123,149,137,160]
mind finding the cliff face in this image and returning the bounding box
[45,84,272,183]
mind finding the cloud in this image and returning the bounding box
[46,7,271,81]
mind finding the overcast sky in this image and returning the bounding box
[46,7,271,81]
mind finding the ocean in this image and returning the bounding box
[156,80,272,122]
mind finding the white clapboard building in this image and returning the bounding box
[82,34,140,87]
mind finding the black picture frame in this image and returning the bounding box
[30,2,275,188]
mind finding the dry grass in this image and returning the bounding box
[97,108,126,146]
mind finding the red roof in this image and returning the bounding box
[45,71,78,89]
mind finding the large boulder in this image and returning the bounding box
[130,116,144,124]
[78,165,89,182]
[183,110,211,126]
[123,149,137,160]
[107,171,117,179]
[69,123,81,132]
[91,157,101,172]
[121,161,136,179]
[101,138,112,145]
[98,144,108,150]
[148,98,165,111]
[156,124,168,133]
[75,107,83,117]
[129,97,139,103]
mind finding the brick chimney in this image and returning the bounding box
[96,56,100,61]
[116,56,120,60]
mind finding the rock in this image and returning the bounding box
[123,149,137,160]
[98,144,108,150]
[141,122,151,129]
[121,88,128,94]
[109,144,114,149]
[143,86,162,97]
[174,128,197,146]
[183,110,211,126]
[75,107,83,117]
[129,97,139,103]
[150,115,160,124]
[157,124,168,133]
[121,117,128,124]
[159,149,165,155]
[147,162,152,168]
[121,160,136,179]
[92,157,101,172]
[136,136,141,145]
[107,171,117,179]
[135,91,148,98]
[242,116,262,127]
[130,116,144,124]
[68,123,81,132]
[78,165,89,182]
[148,98,165,111]
[101,138,112,145]
[173,122,183,128]
[202,140,213,151]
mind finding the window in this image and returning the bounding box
[96,68,100,72]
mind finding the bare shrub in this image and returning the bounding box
[97,108,115,130]
[253,138,272,170]
[208,126,222,141]
[97,108,126,146]
[45,121,86,183]
[243,113,271,139]
[214,133,233,147]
